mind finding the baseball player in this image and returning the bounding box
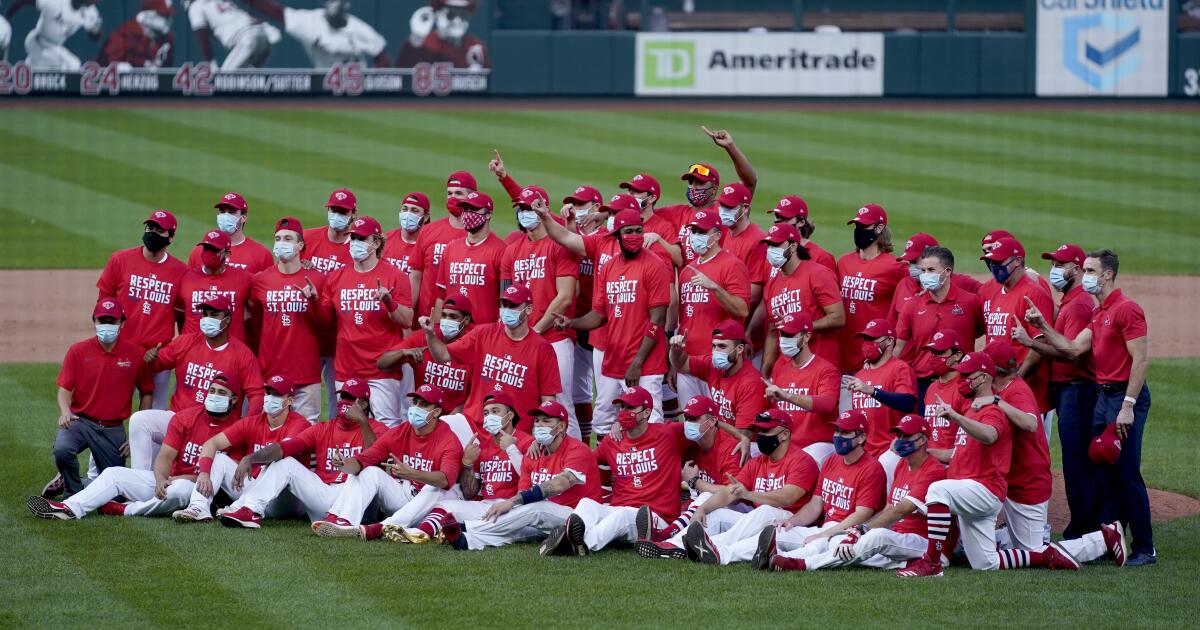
[713,183,771,365]
[378,294,474,414]
[170,374,309,523]
[187,193,272,274]
[763,312,841,465]
[96,209,187,409]
[96,0,174,70]
[301,188,357,418]
[382,192,431,277]
[46,299,154,500]
[541,387,686,556]
[28,377,244,521]
[396,0,489,69]
[311,384,464,539]
[243,0,389,69]
[617,173,683,265]
[845,318,918,488]
[437,401,602,551]
[557,184,607,442]
[759,222,845,377]
[185,0,277,70]
[422,284,562,433]
[837,204,907,380]
[433,191,505,325]
[769,196,836,271]
[313,215,414,426]
[410,171,473,324]
[7,0,101,71]
[217,379,387,528]
[891,234,981,321]
[178,230,253,342]
[762,414,946,572]
[670,320,767,433]
[894,245,985,405]
[920,330,970,464]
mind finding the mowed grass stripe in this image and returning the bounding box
[0,204,113,268]
[1024,109,1200,136]
[970,110,1199,153]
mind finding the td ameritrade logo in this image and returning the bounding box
[643,41,695,88]
[644,40,877,88]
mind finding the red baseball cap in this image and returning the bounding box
[337,378,371,400]
[682,396,719,419]
[443,294,474,315]
[501,283,533,306]
[712,319,747,343]
[196,294,233,313]
[848,204,887,226]
[983,340,1019,371]
[752,408,792,432]
[688,209,721,232]
[856,318,894,339]
[447,170,477,190]
[264,374,296,397]
[458,191,494,213]
[777,312,814,335]
[1088,423,1123,465]
[483,390,517,410]
[602,193,641,215]
[681,162,719,184]
[610,209,643,232]
[717,182,752,208]
[1042,243,1086,267]
[981,229,1013,246]
[614,386,654,409]
[834,409,869,432]
[898,232,939,263]
[530,400,569,422]
[402,192,431,212]
[619,173,661,198]
[563,185,603,206]
[199,230,231,250]
[142,0,172,17]
[890,414,929,437]
[210,374,242,397]
[981,237,1025,262]
[275,216,304,234]
[953,352,996,377]
[407,383,446,408]
[349,216,383,237]
[325,188,357,210]
[144,209,177,232]
[93,298,124,320]
[761,223,801,245]
[773,195,809,219]
[215,192,248,213]
[924,329,963,353]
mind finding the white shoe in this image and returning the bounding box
[172,505,213,523]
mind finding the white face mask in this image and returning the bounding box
[272,241,296,261]
[533,425,556,445]
[689,232,711,256]
[327,211,351,231]
[204,393,231,414]
[263,395,285,415]
[199,316,224,338]
[399,211,422,232]
[718,205,739,227]
[606,216,616,232]
[216,213,239,234]
[908,264,922,280]
[499,307,523,329]
[1048,267,1069,291]
[779,335,801,358]
[712,349,732,370]
[517,210,540,230]
[95,323,120,344]
[348,239,372,262]
[439,318,462,339]
[482,414,505,435]
[408,406,431,429]
[1081,273,1103,295]
[766,245,789,269]
[919,271,944,292]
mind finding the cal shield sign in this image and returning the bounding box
[1036,0,1168,96]
[636,33,883,96]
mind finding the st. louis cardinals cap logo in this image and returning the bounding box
[857,207,870,215]
[353,219,364,228]
[154,211,168,219]
[269,375,284,385]
[906,239,915,250]
[207,231,220,239]
[102,300,116,309]
[335,191,348,201]
[634,174,644,181]
[779,198,791,207]
[610,195,622,203]
[696,211,708,220]
[723,186,735,195]
[575,186,586,194]
[224,193,237,200]
[933,332,944,341]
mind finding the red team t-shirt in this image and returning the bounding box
[580,231,623,352]
[689,356,769,430]
[319,262,412,381]
[381,230,421,275]
[947,404,1013,501]
[836,251,907,371]
[280,417,390,485]
[735,448,820,512]
[896,285,985,378]
[801,240,838,272]
[355,421,465,492]
[592,250,673,378]
[177,266,253,342]
[249,267,326,386]
[979,275,1055,412]
[996,377,1052,505]
[1088,289,1147,386]
[769,354,841,447]
[188,238,273,274]
[764,261,845,368]
[448,324,562,432]
[501,235,579,344]
[520,437,603,509]
[596,423,688,519]
[850,358,917,456]
[410,218,463,319]
[817,453,887,524]
[678,250,751,356]
[300,227,352,276]
[888,455,948,535]
[1050,286,1096,383]
[471,430,535,501]
[390,329,473,413]
[96,247,187,349]
[151,332,265,414]
[437,233,506,325]
[923,377,969,451]
[57,336,155,423]
[218,411,310,477]
[163,406,246,478]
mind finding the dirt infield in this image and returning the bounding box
[1047,470,1200,530]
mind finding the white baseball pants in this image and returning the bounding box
[550,339,580,438]
[802,442,836,469]
[572,499,669,552]
[127,409,175,470]
[571,344,594,405]
[674,373,709,410]
[927,478,1003,571]
[217,24,269,70]
[1055,530,1108,564]
[322,357,337,419]
[151,370,171,410]
[462,501,574,551]
[335,378,407,427]
[707,504,792,565]
[593,369,664,435]
[326,466,457,527]
[229,457,342,521]
[778,527,925,570]
[62,467,191,519]
[24,32,81,71]
[1000,498,1050,552]
[878,449,902,494]
[292,383,322,422]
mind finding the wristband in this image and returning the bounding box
[380,293,399,313]
[518,485,545,505]
[199,456,214,474]
[644,322,661,339]
[1123,396,1137,406]
[686,477,697,490]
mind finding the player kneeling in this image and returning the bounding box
[28,378,244,521]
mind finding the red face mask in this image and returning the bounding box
[957,376,977,398]
[618,409,640,431]
[337,400,355,418]
[461,210,488,231]
[200,249,224,272]
[930,355,951,376]
[619,232,645,254]
[446,196,464,217]
[861,341,884,363]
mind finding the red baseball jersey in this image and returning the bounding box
[817,453,886,524]
[471,430,536,501]
[151,332,264,414]
[218,411,310,477]
[57,336,154,424]
[391,329,473,413]
[501,235,579,344]
[596,423,688,519]
[1050,285,1096,383]
[678,249,751,355]
[689,356,769,430]
[163,406,245,478]
[300,227,351,276]
[895,285,985,378]
[249,267,326,385]
[735,447,820,512]
[850,358,917,456]
[188,238,273,275]
[591,250,673,378]
[643,211,682,266]
[723,223,769,352]
[580,230,623,352]
[177,266,253,342]
[997,377,1052,505]
[437,233,506,325]
[448,323,562,432]
[573,228,603,335]
[687,430,743,485]
[1088,289,1147,385]
[979,275,1055,412]
[410,218,463,319]
[95,247,187,349]
[764,261,844,367]
[519,436,603,509]
[889,455,948,535]
[280,417,390,485]
[355,421,464,492]
[96,19,174,67]
[923,377,969,451]
[947,404,1012,501]
[889,273,983,323]
[319,262,412,381]
[836,251,907,371]
[381,229,421,275]
[769,354,841,447]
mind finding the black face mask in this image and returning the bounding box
[143,231,170,253]
[756,433,782,456]
[853,224,878,250]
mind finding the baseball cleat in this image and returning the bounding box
[218,506,262,529]
[635,505,653,541]
[1125,552,1156,567]
[98,501,127,517]
[751,526,778,571]
[172,505,213,523]
[770,556,806,572]
[683,522,720,565]
[539,524,572,557]
[635,540,687,560]
[26,496,74,520]
[896,558,943,578]
[40,474,65,499]
[313,518,360,538]
[1044,543,1081,571]
[1100,521,1127,567]
[382,525,431,544]
[565,513,588,556]
[439,515,462,545]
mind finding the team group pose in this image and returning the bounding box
[28,126,1156,573]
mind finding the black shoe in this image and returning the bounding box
[635,505,653,541]
[635,540,687,559]
[683,521,720,564]
[539,524,571,557]
[565,513,589,556]
[751,526,777,571]
[41,474,64,499]
[1126,552,1157,567]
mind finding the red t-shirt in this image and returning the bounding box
[57,337,155,423]
[817,453,886,524]
[249,267,326,385]
[162,406,245,478]
[947,404,1012,501]
[520,436,603,509]
[678,249,751,355]
[836,251,907,371]
[690,356,768,430]
[581,230,623,351]
[573,229,603,335]
[177,266,253,342]
[1050,286,1096,383]
[662,201,722,265]
[280,417,390,485]
[448,324,562,432]
[1088,289,1147,385]
[597,423,688,519]
[889,455,948,535]
[319,262,412,381]
[997,377,1052,504]
[501,234,579,344]
[151,332,264,414]
[735,447,820,512]
[188,237,273,274]
[380,229,421,275]
[219,411,310,477]
[591,250,673,378]
[355,421,464,492]
[391,329,473,412]
[923,377,969,451]
[764,261,844,367]
[96,247,187,349]
[802,240,837,272]
[980,275,1055,412]
[688,430,743,485]
[410,217,463,320]
[889,273,982,322]
[472,430,535,501]
[769,354,841,447]
[850,358,917,456]
[437,233,506,325]
[300,227,351,276]
[725,223,770,286]
[896,284,985,378]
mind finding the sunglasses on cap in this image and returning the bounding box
[687,164,711,177]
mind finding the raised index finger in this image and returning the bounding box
[701,125,715,137]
